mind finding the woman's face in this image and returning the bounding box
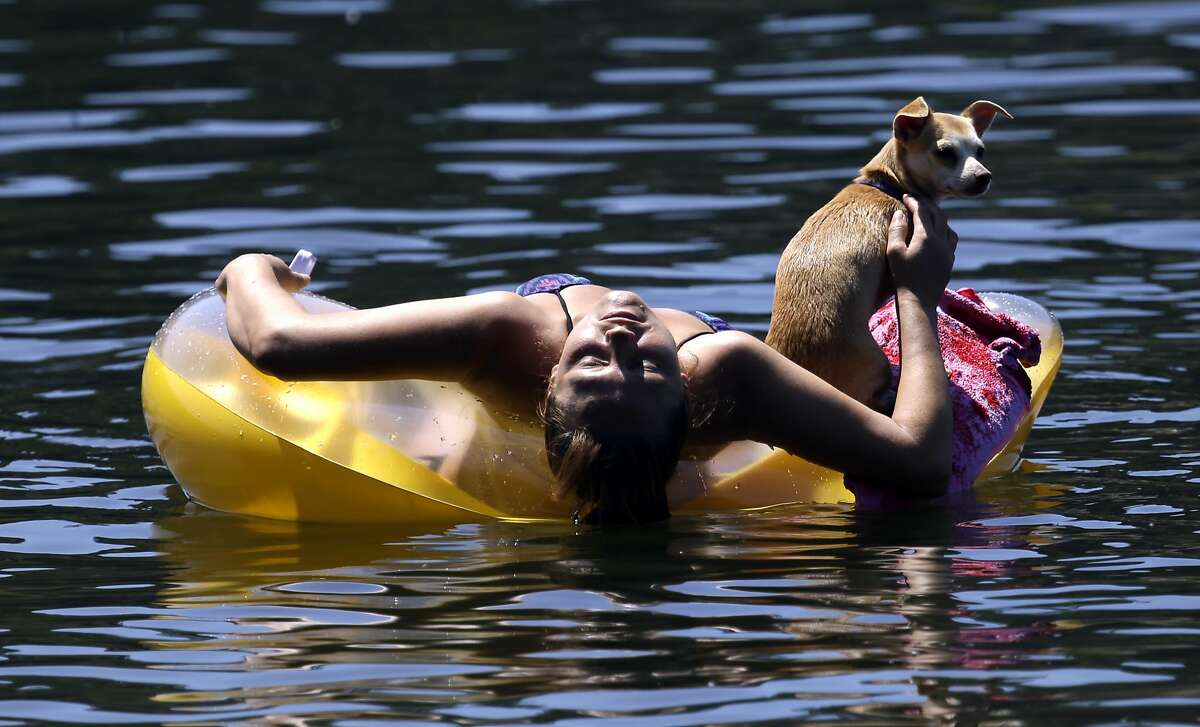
[552,291,685,429]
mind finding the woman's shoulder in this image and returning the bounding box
[678,330,763,441]
[467,290,576,362]
[679,329,765,384]
[466,290,549,336]
[683,328,763,357]
[464,289,538,317]
[471,289,525,306]
[459,291,557,400]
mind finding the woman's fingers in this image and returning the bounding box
[287,272,311,292]
[215,253,307,298]
[255,253,309,292]
[917,196,941,239]
[902,196,931,260]
[888,207,902,259]
[902,194,921,232]
[887,208,909,244]
[904,195,955,254]
[889,195,956,305]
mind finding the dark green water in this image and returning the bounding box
[1,0,1199,723]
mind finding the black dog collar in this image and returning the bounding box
[853,175,905,202]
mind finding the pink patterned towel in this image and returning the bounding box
[848,288,1042,507]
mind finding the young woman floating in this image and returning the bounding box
[216,195,956,524]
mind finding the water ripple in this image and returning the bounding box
[0,109,140,132]
[1011,1,1200,32]
[84,88,251,105]
[585,254,775,282]
[0,661,492,690]
[0,700,387,724]
[1169,33,1200,48]
[737,54,970,77]
[105,48,230,67]
[1037,406,1200,429]
[0,119,322,155]
[615,123,755,136]
[112,228,440,259]
[0,520,153,555]
[714,66,1192,95]
[608,37,716,53]
[336,51,457,69]
[438,160,617,182]
[117,160,247,183]
[199,29,299,46]
[431,136,868,154]
[154,206,528,230]
[262,0,391,15]
[760,14,874,35]
[420,222,600,238]
[0,336,146,362]
[523,668,1167,713]
[567,194,786,216]
[0,175,89,198]
[1021,99,1200,116]
[594,67,715,85]
[445,102,661,123]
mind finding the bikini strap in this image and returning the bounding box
[554,290,574,333]
[675,330,713,351]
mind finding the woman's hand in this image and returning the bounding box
[886,195,958,309]
[215,254,310,299]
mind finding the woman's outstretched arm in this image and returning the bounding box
[215,254,535,381]
[706,195,955,496]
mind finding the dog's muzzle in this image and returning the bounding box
[966,172,992,196]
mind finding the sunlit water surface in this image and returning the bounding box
[1,0,1199,723]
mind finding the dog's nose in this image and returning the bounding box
[969,172,992,195]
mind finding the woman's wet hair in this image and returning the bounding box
[541,389,688,525]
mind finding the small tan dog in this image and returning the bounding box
[765,96,1012,405]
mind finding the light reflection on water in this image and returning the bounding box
[0,0,1198,722]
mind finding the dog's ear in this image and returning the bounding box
[961,100,1013,137]
[893,96,931,143]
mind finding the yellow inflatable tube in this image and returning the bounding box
[142,290,1061,523]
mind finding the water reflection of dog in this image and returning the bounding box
[847,480,1068,718]
[148,485,1068,719]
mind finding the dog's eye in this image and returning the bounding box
[935,148,958,165]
